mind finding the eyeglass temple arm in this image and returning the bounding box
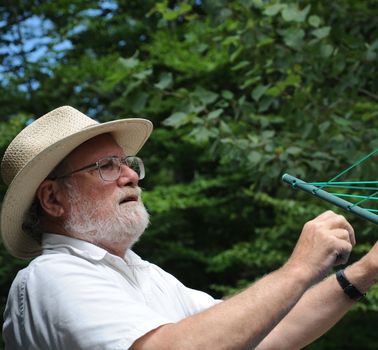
[282,173,378,225]
[52,162,98,180]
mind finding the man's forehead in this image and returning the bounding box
[67,133,122,164]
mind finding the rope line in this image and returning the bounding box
[350,190,378,208]
[310,181,378,185]
[322,148,378,186]
[316,148,378,212]
[312,185,378,191]
[330,192,378,201]
[331,193,378,201]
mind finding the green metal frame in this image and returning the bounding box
[282,173,378,225]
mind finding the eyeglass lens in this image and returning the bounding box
[98,157,144,181]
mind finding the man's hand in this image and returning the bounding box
[287,211,355,282]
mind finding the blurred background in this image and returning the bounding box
[1,0,378,348]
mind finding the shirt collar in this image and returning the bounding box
[42,233,148,267]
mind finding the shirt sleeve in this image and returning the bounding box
[13,255,174,350]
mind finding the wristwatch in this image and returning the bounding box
[336,269,365,301]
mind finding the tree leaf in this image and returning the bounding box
[308,15,321,28]
[251,84,270,101]
[154,72,173,90]
[311,26,331,39]
[248,151,262,165]
[207,109,223,120]
[221,90,234,100]
[163,112,192,128]
[281,28,305,49]
[281,4,310,23]
[263,4,286,17]
[193,87,218,105]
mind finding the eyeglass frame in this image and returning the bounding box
[50,155,145,182]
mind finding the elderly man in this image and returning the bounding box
[1,106,377,349]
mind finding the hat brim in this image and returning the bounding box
[1,118,153,259]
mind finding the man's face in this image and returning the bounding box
[59,134,149,250]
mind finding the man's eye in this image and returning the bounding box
[100,160,116,170]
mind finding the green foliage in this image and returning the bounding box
[1,0,378,348]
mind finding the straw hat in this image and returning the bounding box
[1,106,153,259]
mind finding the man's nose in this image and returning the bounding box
[117,163,139,187]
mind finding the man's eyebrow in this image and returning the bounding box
[100,154,124,160]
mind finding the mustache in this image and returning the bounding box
[117,186,142,203]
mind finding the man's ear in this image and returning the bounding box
[36,180,65,218]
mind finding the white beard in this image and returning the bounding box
[63,180,149,249]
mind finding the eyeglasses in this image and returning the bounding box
[53,156,145,182]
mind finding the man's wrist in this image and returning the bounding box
[344,260,378,294]
[281,260,318,290]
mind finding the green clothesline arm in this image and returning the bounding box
[282,173,378,225]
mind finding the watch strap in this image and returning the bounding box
[336,269,365,301]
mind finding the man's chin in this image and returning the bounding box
[127,231,144,249]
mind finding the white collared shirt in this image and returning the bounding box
[3,233,220,349]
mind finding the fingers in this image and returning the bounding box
[318,213,355,266]
[334,239,353,265]
[315,211,356,246]
[333,228,355,245]
[315,210,337,220]
[329,215,355,246]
